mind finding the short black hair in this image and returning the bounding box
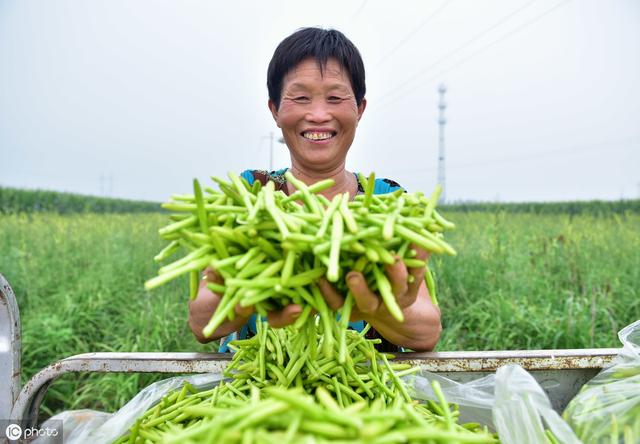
[267,27,366,110]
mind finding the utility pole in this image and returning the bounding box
[437,84,447,204]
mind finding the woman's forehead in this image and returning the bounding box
[283,58,350,88]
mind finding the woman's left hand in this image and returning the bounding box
[317,246,442,351]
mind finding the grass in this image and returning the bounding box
[434,211,640,350]
[0,210,638,417]
[0,213,213,417]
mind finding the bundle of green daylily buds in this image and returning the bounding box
[113,320,497,444]
[129,173,496,443]
[145,171,456,349]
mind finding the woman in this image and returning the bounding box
[189,27,442,352]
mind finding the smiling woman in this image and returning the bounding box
[265,27,368,200]
[188,27,442,353]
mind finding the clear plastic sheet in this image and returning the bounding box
[563,319,640,443]
[493,364,581,444]
[33,373,223,444]
[408,365,580,443]
[408,371,496,429]
[34,362,586,443]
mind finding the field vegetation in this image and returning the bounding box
[0,192,638,417]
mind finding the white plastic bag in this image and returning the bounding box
[36,362,586,443]
[494,364,581,444]
[563,319,640,443]
[34,410,111,444]
[407,364,581,443]
[407,371,496,429]
[34,372,224,444]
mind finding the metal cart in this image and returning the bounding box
[0,274,619,442]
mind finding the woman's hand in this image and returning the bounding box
[317,246,442,351]
[188,267,304,342]
[190,246,442,351]
[188,267,248,343]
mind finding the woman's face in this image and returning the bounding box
[269,57,366,173]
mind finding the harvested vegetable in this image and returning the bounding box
[125,173,473,443]
[113,320,497,444]
[145,171,455,341]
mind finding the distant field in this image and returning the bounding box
[0,186,162,213]
[0,206,638,417]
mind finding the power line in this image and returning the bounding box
[374,0,454,68]
[373,0,571,110]
[373,0,540,104]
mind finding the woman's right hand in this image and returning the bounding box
[188,267,304,342]
[188,267,253,343]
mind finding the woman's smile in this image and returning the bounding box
[301,128,337,143]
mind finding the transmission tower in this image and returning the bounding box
[437,84,447,203]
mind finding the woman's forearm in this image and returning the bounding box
[364,282,442,351]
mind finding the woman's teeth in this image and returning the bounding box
[302,132,334,140]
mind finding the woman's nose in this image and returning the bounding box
[305,100,331,122]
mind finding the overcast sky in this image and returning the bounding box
[1,0,639,203]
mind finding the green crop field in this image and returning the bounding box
[1,207,638,417]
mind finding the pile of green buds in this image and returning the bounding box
[113,320,497,444]
[145,171,456,344]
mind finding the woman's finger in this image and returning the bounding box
[406,246,430,296]
[346,271,380,314]
[409,245,430,262]
[267,304,303,328]
[384,257,408,296]
[201,267,223,284]
[235,303,255,319]
[317,277,345,311]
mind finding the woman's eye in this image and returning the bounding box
[328,96,343,102]
[293,96,310,102]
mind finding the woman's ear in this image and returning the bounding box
[268,100,281,128]
[357,98,367,122]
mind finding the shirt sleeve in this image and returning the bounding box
[373,178,404,194]
[240,170,256,186]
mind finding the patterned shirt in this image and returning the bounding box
[218,168,404,353]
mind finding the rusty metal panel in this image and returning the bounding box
[396,348,619,372]
[396,349,618,412]
[11,353,232,427]
[0,274,21,422]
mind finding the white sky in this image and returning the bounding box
[1,0,639,203]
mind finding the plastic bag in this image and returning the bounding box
[494,364,581,444]
[563,319,640,443]
[33,372,223,444]
[408,370,497,429]
[34,410,111,444]
[408,365,581,443]
[36,363,581,443]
